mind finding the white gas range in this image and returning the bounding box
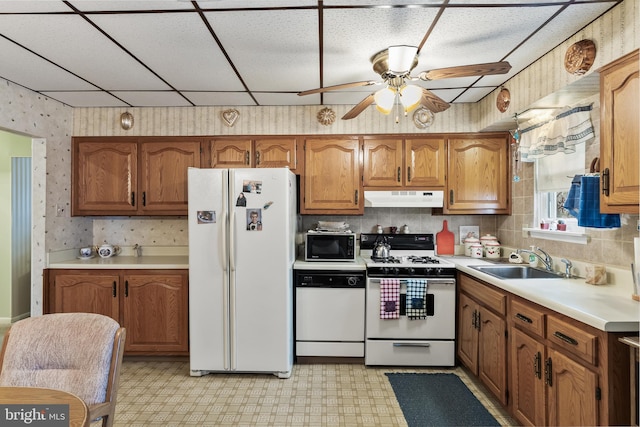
[360,233,456,366]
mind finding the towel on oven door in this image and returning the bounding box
[406,279,427,320]
[380,279,400,319]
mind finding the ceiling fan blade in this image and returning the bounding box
[297,80,378,96]
[342,94,375,120]
[420,88,450,113]
[418,61,512,81]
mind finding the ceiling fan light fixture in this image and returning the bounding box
[399,84,422,113]
[388,45,418,75]
[374,87,396,114]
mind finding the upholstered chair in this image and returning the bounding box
[0,313,126,427]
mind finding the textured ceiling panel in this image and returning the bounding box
[0,0,619,114]
[205,9,319,92]
[0,14,171,91]
[41,91,128,107]
[89,12,244,91]
[0,38,96,91]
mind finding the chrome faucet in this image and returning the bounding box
[517,247,554,271]
[560,258,573,278]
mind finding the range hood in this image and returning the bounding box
[364,190,444,208]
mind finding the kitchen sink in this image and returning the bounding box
[470,265,562,280]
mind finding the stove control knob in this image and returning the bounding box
[392,267,400,276]
[407,267,415,276]
[382,267,390,275]
[435,268,443,276]
[347,276,359,286]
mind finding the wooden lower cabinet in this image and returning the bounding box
[507,296,630,426]
[47,269,189,355]
[457,274,508,405]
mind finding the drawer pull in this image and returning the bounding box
[554,331,578,346]
[393,343,431,348]
[516,313,533,323]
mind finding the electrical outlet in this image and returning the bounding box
[55,204,65,217]
[637,219,640,232]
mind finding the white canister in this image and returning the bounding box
[464,237,480,257]
[480,234,498,247]
[485,241,501,259]
[469,243,484,258]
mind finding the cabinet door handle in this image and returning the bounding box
[449,189,454,205]
[125,280,129,297]
[553,331,578,346]
[397,167,401,182]
[256,151,261,165]
[407,167,411,182]
[544,357,553,386]
[112,281,117,298]
[601,168,610,196]
[516,313,533,323]
[131,192,135,207]
[245,151,250,165]
[534,351,542,379]
[354,190,359,205]
[142,191,146,207]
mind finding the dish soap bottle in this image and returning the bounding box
[528,245,537,267]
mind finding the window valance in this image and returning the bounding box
[518,103,595,162]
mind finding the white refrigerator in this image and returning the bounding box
[188,167,296,378]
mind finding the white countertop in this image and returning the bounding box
[47,246,189,269]
[448,256,639,333]
[49,255,189,269]
[294,257,367,271]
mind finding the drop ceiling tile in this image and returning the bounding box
[0,2,70,12]
[195,0,317,8]
[110,91,193,107]
[40,91,128,107]
[204,9,319,92]
[323,0,444,5]
[68,1,195,11]
[420,5,562,71]
[183,92,257,106]
[453,86,496,103]
[0,14,171,91]
[254,92,318,106]
[0,38,96,91]
[89,12,244,91]
[322,7,441,87]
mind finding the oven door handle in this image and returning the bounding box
[393,342,431,348]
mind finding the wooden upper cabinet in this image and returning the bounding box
[72,137,202,216]
[363,137,445,188]
[599,49,639,214]
[210,139,252,168]
[445,135,510,214]
[140,141,201,213]
[405,138,446,188]
[209,137,298,171]
[73,138,138,215]
[363,138,403,187]
[302,137,362,214]
[255,138,297,170]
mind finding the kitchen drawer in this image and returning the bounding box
[296,342,364,357]
[510,298,545,339]
[365,340,455,366]
[546,315,598,365]
[459,274,507,315]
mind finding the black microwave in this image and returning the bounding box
[305,232,356,261]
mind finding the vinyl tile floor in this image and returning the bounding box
[105,359,517,427]
[0,325,516,426]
